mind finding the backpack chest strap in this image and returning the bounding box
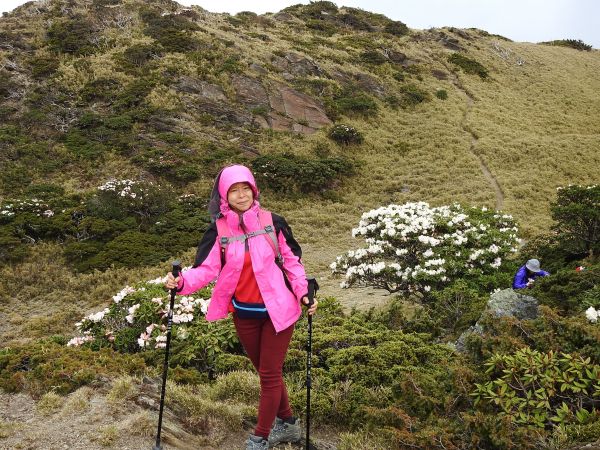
[216,211,283,268]
[219,226,274,246]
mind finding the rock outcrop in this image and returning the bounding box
[456,288,539,351]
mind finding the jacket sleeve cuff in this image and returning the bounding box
[176,278,185,293]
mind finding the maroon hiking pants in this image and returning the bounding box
[233,315,294,439]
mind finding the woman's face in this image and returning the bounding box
[227,182,254,213]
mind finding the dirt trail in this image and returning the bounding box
[0,379,338,450]
[451,74,505,211]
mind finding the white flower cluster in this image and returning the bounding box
[113,286,137,304]
[86,308,110,323]
[0,198,52,218]
[67,334,94,347]
[98,179,145,199]
[585,306,600,323]
[332,202,519,294]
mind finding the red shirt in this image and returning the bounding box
[228,251,263,312]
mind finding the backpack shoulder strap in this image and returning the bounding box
[258,209,283,266]
[215,216,230,268]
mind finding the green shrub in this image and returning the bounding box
[339,12,373,32]
[0,227,28,264]
[435,89,448,100]
[88,179,173,224]
[399,83,430,106]
[46,17,96,55]
[448,53,489,79]
[541,39,592,51]
[28,55,60,79]
[551,184,600,258]
[306,19,337,36]
[328,124,364,145]
[360,50,387,65]
[121,43,162,69]
[331,91,378,117]
[64,130,107,160]
[392,71,405,82]
[0,71,18,100]
[384,20,409,36]
[89,230,170,270]
[80,77,122,103]
[289,1,338,19]
[251,153,356,194]
[531,263,600,315]
[140,8,200,52]
[113,78,157,110]
[217,55,243,74]
[427,280,488,336]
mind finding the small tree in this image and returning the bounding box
[331,202,519,297]
[551,184,600,257]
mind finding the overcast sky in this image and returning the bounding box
[2,0,598,48]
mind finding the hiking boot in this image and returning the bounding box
[268,417,302,446]
[245,434,269,450]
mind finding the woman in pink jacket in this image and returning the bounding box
[165,164,317,450]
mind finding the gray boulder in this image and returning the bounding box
[455,288,539,352]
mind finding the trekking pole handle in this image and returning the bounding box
[171,260,182,284]
[306,277,319,307]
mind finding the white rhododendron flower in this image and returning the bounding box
[585,307,599,323]
[67,335,94,347]
[113,286,136,303]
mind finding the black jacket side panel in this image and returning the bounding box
[192,222,218,268]
[272,213,302,261]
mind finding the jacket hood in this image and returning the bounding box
[207,165,260,220]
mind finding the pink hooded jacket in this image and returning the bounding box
[177,165,308,333]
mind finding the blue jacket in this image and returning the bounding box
[512,265,550,289]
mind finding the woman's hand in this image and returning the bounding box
[301,296,318,315]
[165,273,180,290]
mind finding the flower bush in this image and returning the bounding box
[328,124,364,145]
[89,179,173,225]
[331,202,519,296]
[67,274,239,373]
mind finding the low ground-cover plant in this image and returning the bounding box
[331,202,519,299]
[0,339,148,397]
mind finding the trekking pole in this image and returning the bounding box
[305,277,319,450]
[152,260,182,450]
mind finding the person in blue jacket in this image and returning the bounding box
[513,258,550,289]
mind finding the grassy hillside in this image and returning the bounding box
[1,1,599,447]
[0,0,598,342]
